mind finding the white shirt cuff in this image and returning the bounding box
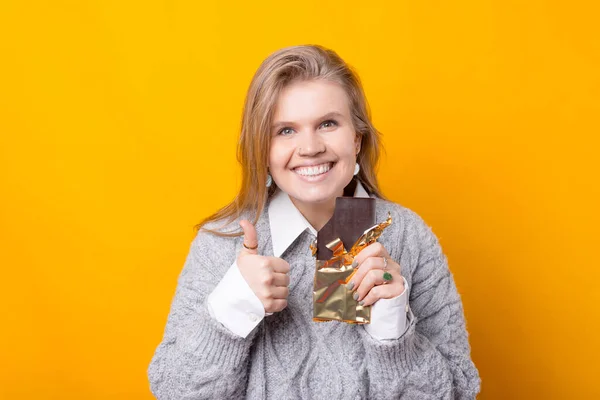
[207,260,265,338]
[363,275,410,341]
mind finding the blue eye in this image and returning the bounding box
[279,127,294,136]
[321,119,338,126]
[277,119,338,136]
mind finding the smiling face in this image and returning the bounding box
[269,79,361,210]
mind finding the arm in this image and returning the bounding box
[363,276,410,341]
[147,232,256,400]
[359,209,481,400]
[206,218,289,338]
[206,260,266,338]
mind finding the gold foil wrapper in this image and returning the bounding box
[311,213,392,324]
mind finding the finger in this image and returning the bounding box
[355,268,386,302]
[346,256,384,292]
[360,284,397,307]
[265,257,290,274]
[353,242,390,268]
[264,299,288,313]
[239,220,259,256]
[270,286,289,299]
[272,272,290,287]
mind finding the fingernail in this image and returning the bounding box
[351,260,358,268]
[346,281,355,290]
[359,300,365,306]
[353,292,359,301]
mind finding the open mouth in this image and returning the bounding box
[293,162,334,178]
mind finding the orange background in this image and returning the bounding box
[1,1,599,399]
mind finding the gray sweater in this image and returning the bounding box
[148,197,481,399]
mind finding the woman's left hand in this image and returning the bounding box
[347,242,405,306]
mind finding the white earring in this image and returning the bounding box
[266,174,273,187]
[353,163,360,176]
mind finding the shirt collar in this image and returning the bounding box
[268,180,371,258]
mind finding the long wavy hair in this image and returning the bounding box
[194,45,386,236]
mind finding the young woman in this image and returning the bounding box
[148,45,481,399]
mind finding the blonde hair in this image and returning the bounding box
[195,44,386,236]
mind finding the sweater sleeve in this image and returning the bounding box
[147,231,257,400]
[358,209,481,400]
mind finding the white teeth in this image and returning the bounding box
[295,163,332,176]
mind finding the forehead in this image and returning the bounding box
[272,80,351,122]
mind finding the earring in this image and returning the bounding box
[266,174,273,187]
[353,163,360,176]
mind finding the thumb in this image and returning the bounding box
[239,220,259,256]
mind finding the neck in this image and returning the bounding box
[290,193,342,232]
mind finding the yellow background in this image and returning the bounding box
[1,0,598,398]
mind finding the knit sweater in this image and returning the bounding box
[147,196,481,399]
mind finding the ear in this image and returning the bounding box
[354,134,362,155]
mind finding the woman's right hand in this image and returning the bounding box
[237,220,290,313]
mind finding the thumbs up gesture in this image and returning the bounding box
[237,220,290,313]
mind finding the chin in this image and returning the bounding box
[291,192,335,205]
[274,168,353,204]
[287,182,346,205]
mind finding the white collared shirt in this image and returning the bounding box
[207,181,409,340]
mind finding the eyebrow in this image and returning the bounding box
[271,111,345,130]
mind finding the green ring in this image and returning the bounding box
[383,271,393,282]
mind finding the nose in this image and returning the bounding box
[296,131,326,157]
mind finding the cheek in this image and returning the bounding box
[330,131,359,160]
[268,141,291,169]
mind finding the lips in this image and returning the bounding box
[293,162,333,177]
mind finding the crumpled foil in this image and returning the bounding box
[311,213,392,324]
